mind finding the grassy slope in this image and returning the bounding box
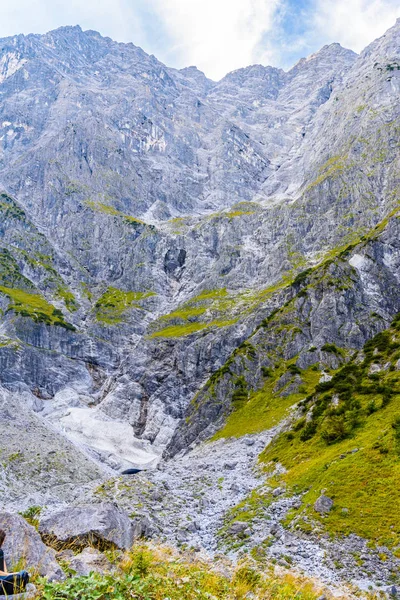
[148,282,291,340]
[206,210,400,551]
[34,543,323,600]
[259,317,400,549]
[0,286,76,329]
[213,365,321,440]
[94,287,155,324]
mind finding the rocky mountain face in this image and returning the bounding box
[1,19,400,594]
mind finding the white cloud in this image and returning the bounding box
[313,0,400,52]
[146,0,281,80]
[0,0,399,80]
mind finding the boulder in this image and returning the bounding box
[223,462,237,470]
[68,547,113,576]
[314,495,333,514]
[131,515,153,539]
[39,503,137,551]
[227,521,249,536]
[0,512,63,581]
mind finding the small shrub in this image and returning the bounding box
[392,417,400,453]
[321,415,348,443]
[287,364,302,375]
[321,343,342,355]
[300,421,318,441]
[19,506,42,530]
[293,418,306,431]
[261,366,273,378]
[292,268,313,287]
[233,566,261,591]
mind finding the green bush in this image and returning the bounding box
[321,343,342,354]
[287,364,302,375]
[293,418,306,431]
[300,421,318,441]
[292,268,313,287]
[392,417,400,453]
[261,366,273,378]
[321,415,348,443]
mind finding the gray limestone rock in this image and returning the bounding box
[314,496,334,515]
[0,512,63,581]
[228,521,249,536]
[67,547,113,576]
[39,503,136,551]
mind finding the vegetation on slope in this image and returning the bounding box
[0,248,76,329]
[34,543,323,600]
[149,282,292,339]
[213,363,321,440]
[0,286,76,330]
[0,193,27,221]
[260,314,400,548]
[94,287,155,324]
[149,288,239,338]
[86,201,147,227]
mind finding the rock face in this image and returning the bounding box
[166,212,400,454]
[0,512,63,581]
[39,503,137,551]
[0,20,399,499]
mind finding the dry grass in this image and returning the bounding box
[32,542,329,599]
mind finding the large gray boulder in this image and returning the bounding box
[39,503,137,551]
[0,512,63,581]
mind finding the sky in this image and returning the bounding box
[0,0,399,80]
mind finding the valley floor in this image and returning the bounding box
[87,426,396,597]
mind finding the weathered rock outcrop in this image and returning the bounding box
[39,503,138,551]
[166,211,400,455]
[0,512,63,581]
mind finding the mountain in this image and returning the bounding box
[1,20,400,594]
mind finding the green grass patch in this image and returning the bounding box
[159,306,207,321]
[95,287,155,324]
[0,286,75,330]
[224,209,256,218]
[86,201,146,226]
[214,366,321,440]
[55,286,79,312]
[260,316,400,546]
[149,319,237,339]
